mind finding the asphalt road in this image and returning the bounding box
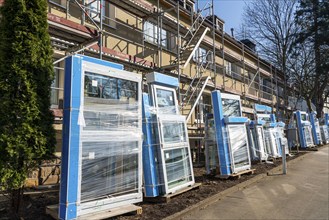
[183,146,329,220]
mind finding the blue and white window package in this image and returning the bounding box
[142,72,195,197]
[60,55,143,219]
[211,91,251,176]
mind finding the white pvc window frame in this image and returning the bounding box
[143,21,167,47]
[76,61,143,216]
[303,126,314,147]
[320,126,329,143]
[315,121,322,142]
[268,128,280,158]
[256,126,267,160]
[205,117,218,174]
[160,144,194,195]
[226,124,251,173]
[156,115,194,195]
[257,114,271,123]
[151,84,179,115]
[220,93,242,117]
[157,115,188,147]
[300,112,308,122]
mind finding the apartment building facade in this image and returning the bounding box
[0,0,287,154]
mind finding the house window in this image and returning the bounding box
[178,0,194,13]
[193,47,207,64]
[247,72,257,96]
[85,0,116,28]
[86,0,101,21]
[232,64,240,75]
[259,76,263,88]
[144,22,154,43]
[225,62,232,75]
[51,63,64,108]
[216,19,224,31]
[50,0,66,7]
[194,96,205,124]
[104,2,116,28]
[167,32,177,52]
[144,21,167,47]
[278,86,284,97]
[51,69,59,106]
[225,61,241,77]
[262,79,272,93]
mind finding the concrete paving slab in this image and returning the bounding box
[181,146,329,220]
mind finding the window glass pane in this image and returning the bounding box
[161,121,187,144]
[83,72,139,131]
[156,88,175,108]
[118,79,138,101]
[227,125,249,170]
[154,25,158,44]
[161,29,167,47]
[81,141,139,202]
[222,98,241,117]
[85,72,118,99]
[104,2,116,27]
[102,77,118,99]
[167,32,177,52]
[84,72,138,101]
[51,66,59,105]
[163,147,193,189]
[193,47,207,63]
[144,21,167,47]
[144,22,154,43]
[226,62,232,75]
[85,0,105,22]
[200,48,207,63]
[304,126,313,146]
[258,116,271,123]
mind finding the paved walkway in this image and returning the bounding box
[183,146,329,220]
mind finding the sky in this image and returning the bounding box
[198,0,246,36]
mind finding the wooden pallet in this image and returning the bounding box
[218,169,255,180]
[267,157,282,162]
[144,183,202,203]
[46,204,142,220]
[297,146,318,151]
[45,204,58,219]
[306,146,318,151]
[251,160,269,165]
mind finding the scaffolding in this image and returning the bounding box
[48,0,284,164]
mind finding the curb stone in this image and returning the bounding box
[163,151,314,220]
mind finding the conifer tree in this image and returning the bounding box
[0,0,56,214]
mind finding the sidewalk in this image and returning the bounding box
[182,146,329,220]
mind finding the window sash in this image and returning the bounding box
[144,21,167,47]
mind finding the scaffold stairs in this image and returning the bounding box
[181,75,211,123]
[180,27,209,67]
[162,2,211,70]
